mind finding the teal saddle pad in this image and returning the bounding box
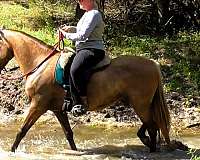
[54,54,70,89]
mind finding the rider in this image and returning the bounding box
[59,0,105,116]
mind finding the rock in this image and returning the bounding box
[86,118,90,122]
[171,92,181,100]
[7,104,15,111]
[104,113,111,118]
[15,110,24,115]
[116,106,125,111]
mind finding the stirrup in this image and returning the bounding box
[63,84,70,92]
[71,104,87,117]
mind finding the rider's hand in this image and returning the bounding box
[61,26,76,33]
[61,25,71,32]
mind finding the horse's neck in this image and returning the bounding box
[9,32,52,74]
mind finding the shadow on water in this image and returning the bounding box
[61,145,200,160]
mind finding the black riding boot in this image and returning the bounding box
[69,77,87,116]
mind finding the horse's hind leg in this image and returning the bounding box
[137,123,150,148]
[53,111,77,150]
[137,122,159,152]
[130,98,158,152]
[147,122,158,152]
[11,100,46,152]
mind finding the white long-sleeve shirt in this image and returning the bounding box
[64,9,105,51]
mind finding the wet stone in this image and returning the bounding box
[7,104,15,111]
[14,110,24,115]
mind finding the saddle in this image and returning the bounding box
[55,47,111,91]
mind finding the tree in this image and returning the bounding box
[156,0,170,25]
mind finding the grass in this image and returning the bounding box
[0,3,29,29]
[0,3,53,42]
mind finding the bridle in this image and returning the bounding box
[0,30,65,80]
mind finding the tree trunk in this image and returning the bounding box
[156,0,170,25]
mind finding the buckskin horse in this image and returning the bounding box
[0,29,171,153]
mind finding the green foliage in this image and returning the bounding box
[188,149,200,160]
[108,32,200,95]
[25,28,56,45]
[0,3,28,29]
[0,3,53,30]
[0,2,73,45]
[28,0,75,27]
[161,33,200,95]
[29,0,75,17]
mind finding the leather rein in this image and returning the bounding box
[0,31,64,80]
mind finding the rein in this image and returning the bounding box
[0,31,64,81]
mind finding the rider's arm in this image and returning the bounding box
[60,11,101,41]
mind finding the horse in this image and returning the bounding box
[0,29,171,153]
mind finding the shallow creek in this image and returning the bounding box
[0,114,199,160]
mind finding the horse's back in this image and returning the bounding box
[112,55,160,95]
[112,55,159,72]
[91,55,160,83]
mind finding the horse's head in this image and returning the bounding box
[0,29,14,71]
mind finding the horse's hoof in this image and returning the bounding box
[71,104,87,117]
[149,143,157,153]
[150,147,157,153]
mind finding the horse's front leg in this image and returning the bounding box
[11,100,46,152]
[53,111,77,150]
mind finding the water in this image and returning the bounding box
[0,114,199,160]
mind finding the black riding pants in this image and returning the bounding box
[70,48,105,105]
